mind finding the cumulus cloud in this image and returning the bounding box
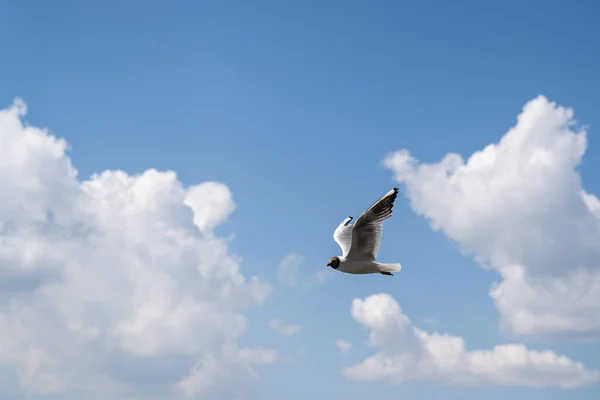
[344,293,599,388]
[184,181,236,234]
[383,96,600,339]
[268,319,301,336]
[277,253,304,287]
[0,99,277,399]
[335,340,352,354]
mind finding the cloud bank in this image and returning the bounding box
[344,293,598,388]
[384,96,600,339]
[0,99,276,399]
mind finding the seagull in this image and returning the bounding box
[327,187,402,276]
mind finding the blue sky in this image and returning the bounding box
[1,1,600,399]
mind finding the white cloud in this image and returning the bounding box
[268,319,301,336]
[0,99,277,399]
[184,181,236,234]
[277,253,304,287]
[383,96,600,339]
[335,340,352,354]
[175,346,278,398]
[344,293,599,388]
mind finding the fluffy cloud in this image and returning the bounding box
[383,96,600,339]
[0,99,276,399]
[344,293,599,388]
[335,340,352,354]
[183,182,236,234]
[268,319,301,336]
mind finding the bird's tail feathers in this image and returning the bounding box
[376,262,402,273]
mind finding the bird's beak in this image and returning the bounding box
[326,262,331,267]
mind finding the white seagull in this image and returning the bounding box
[327,187,402,276]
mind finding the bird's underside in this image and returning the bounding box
[329,187,402,276]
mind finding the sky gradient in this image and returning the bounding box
[1,1,600,399]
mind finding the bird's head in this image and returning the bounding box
[327,256,340,269]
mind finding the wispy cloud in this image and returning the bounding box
[335,339,352,354]
[269,319,302,336]
[420,317,438,326]
[313,269,331,285]
[276,253,333,290]
[277,253,305,287]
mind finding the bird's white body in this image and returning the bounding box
[336,258,401,275]
[328,187,402,276]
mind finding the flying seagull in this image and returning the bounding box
[327,187,402,276]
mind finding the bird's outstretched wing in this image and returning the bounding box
[347,188,399,261]
[333,216,353,257]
